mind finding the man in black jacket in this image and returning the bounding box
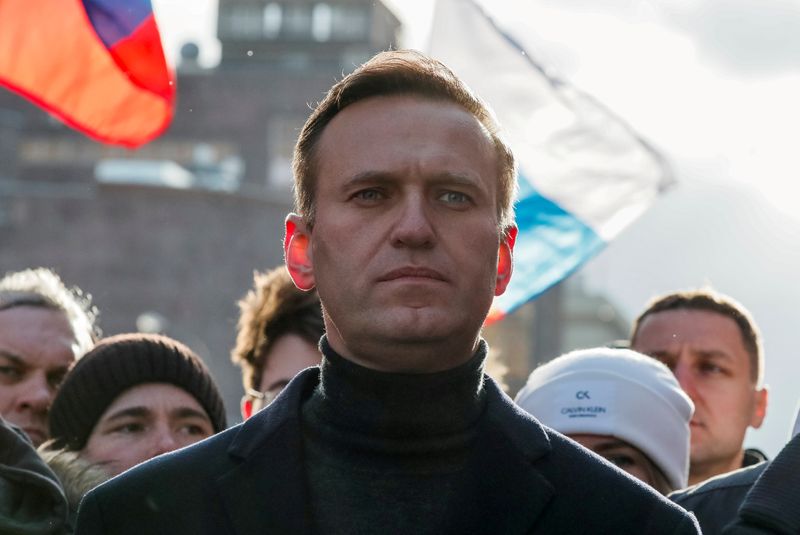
[670,407,800,534]
[75,50,698,534]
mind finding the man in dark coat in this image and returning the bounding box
[75,50,699,535]
[670,407,800,534]
[723,432,800,534]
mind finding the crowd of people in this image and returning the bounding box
[2,50,797,534]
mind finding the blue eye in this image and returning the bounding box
[354,189,384,202]
[439,191,469,204]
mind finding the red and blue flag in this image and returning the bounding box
[0,0,175,147]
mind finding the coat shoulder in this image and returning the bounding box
[484,385,699,534]
[541,429,699,533]
[669,462,767,535]
[74,425,242,534]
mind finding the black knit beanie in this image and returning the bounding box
[48,333,227,450]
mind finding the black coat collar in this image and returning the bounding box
[217,368,554,534]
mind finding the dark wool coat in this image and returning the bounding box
[0,417,67,535]
[723,433,800,534]
[75,369,699,535]
[671,462,768,535]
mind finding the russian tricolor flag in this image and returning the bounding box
[428,0,672,324]
[0,0,175,147]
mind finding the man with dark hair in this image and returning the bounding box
[0,267,99,446]
[75,50,698,534]
[631,288,768,487]
[231,266,323,419]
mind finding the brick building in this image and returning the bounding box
[0,0,400,423]
[0,0,626,421]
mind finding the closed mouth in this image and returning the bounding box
[379,266,447,282]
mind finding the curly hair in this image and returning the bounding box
[0,267,100,358]
[231,267,324,391]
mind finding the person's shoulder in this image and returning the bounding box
[484,383,698,533]
[544,429,700,532]
[74,424,245,534]
[671,462,767,504]
[667,462,768,535]
[97,423,240,494]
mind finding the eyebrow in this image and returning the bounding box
[103,407,152,422]
[103,406,210,423]
[647,348,734,361]
[170,407,211,421]
[344,170,482,189]
[695,350,735,362]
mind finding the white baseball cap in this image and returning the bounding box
[515,347,694,490]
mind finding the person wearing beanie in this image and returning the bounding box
[74,51,699,535]
[515,347,694,495]
[47,333,227,479]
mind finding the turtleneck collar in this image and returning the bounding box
[302,335,488,441]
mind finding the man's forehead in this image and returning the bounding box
[315,96,496,177]
[0,306,77,349]
[636,309,747,351]
[321,95,489,141]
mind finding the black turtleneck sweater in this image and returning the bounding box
[301,337,488,534]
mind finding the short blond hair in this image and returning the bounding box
[0,267,99,357]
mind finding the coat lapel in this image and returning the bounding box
[445,377,556,534]
[215,369,319,535]
[213,371,556,535]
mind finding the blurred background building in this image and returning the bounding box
[0,0,626,423]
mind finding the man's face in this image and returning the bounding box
[632,309,767,479]
[241,333,321,418]
[286,95,514,372]
[81,382,214,477]
[0,306,77,445]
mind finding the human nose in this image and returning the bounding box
[673,361,698,400]
[149,427,179,457]
[390,194,435,249]
[17,373,52,413]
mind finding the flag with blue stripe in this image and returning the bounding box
[428,0,672,323]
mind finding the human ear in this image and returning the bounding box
[240,396,253,420]
[284,214,315,291]
[750,386,768,429]
[494,225,517,296]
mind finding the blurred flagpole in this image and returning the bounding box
[0,0,175,148]
[427,0,673,324]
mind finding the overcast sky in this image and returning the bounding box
[153,0,800,456]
